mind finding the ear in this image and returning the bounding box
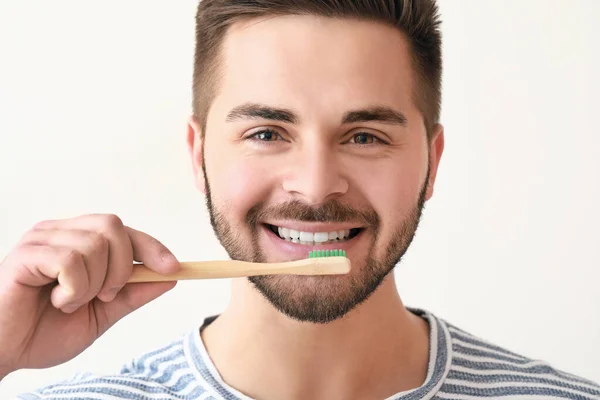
[187,115,206,194]
[424,124,445,201]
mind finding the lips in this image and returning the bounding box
[257,221,364,262]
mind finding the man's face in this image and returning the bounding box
[188,15,444,323]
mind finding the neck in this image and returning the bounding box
[201,273,430,400]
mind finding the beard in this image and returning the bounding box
[202,160,429,324]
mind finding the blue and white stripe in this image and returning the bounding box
[437,321,600,399]
[16,310,600,399]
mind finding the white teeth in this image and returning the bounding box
[273,226,357,244]
[313,232,329,243]
[299,231,314,242]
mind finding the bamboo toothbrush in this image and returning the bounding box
[127,250,350,283]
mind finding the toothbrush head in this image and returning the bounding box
[308,249,347,258]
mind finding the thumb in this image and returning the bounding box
[99,281,176,327]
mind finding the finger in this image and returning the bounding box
[31,218,60,230]
[20,228,109,306]
[6,244,90,309]
[125,226,180,274]
[30,215,178,300]
[97,220,133,303]
[31,214,112,231]
[97,281,177,330]
[31,215,134,303]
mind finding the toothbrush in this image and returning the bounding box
[127,250,350,283]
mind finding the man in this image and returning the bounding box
[1,0,599,399]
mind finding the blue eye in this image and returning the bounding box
[351,133,380,145]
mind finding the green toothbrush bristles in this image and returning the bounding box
[308,249,346,258]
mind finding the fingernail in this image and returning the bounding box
[62,304,79,313]
[100,287,120,302]
[161,251,178,265]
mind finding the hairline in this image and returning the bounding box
[194,14,434,140]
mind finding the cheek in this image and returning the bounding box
[349,151,427,241]
[211,157,275,216]
[357,160,424,211]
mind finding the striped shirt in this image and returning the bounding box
[16,309,600,399]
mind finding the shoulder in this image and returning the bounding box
[438,320,600,399]
[13,334,211,400]
[13,371,200,400]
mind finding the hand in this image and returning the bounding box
[0,214,180,378]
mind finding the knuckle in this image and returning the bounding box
[61,248,84,266]
[32,220,51,230]
[87,232,109,254]
[18,229,38,245]
[99,214,124,232]
[146,235,166,253]
[23,226,48,243]
[148,236,162,250]
[15,242,34,254]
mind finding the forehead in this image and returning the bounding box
[210,14,417,123]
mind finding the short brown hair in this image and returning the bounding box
[192,0,442,139]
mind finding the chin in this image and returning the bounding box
[248,254,390,324]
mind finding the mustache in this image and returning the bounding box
[247,199,379,229]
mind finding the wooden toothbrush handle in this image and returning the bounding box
[127,257,350,283]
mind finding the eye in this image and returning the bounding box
[350,132,382,145]
[247,128,283,142]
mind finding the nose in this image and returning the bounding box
[281,142,349,205]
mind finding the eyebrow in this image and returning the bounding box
[225,103,298,124]
[342,106,408,127]
[225,102,408,127]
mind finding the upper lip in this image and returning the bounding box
[264,221,364,232]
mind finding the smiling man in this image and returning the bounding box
[5,1,600,399]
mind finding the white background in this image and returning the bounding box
[1,0,599,397]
